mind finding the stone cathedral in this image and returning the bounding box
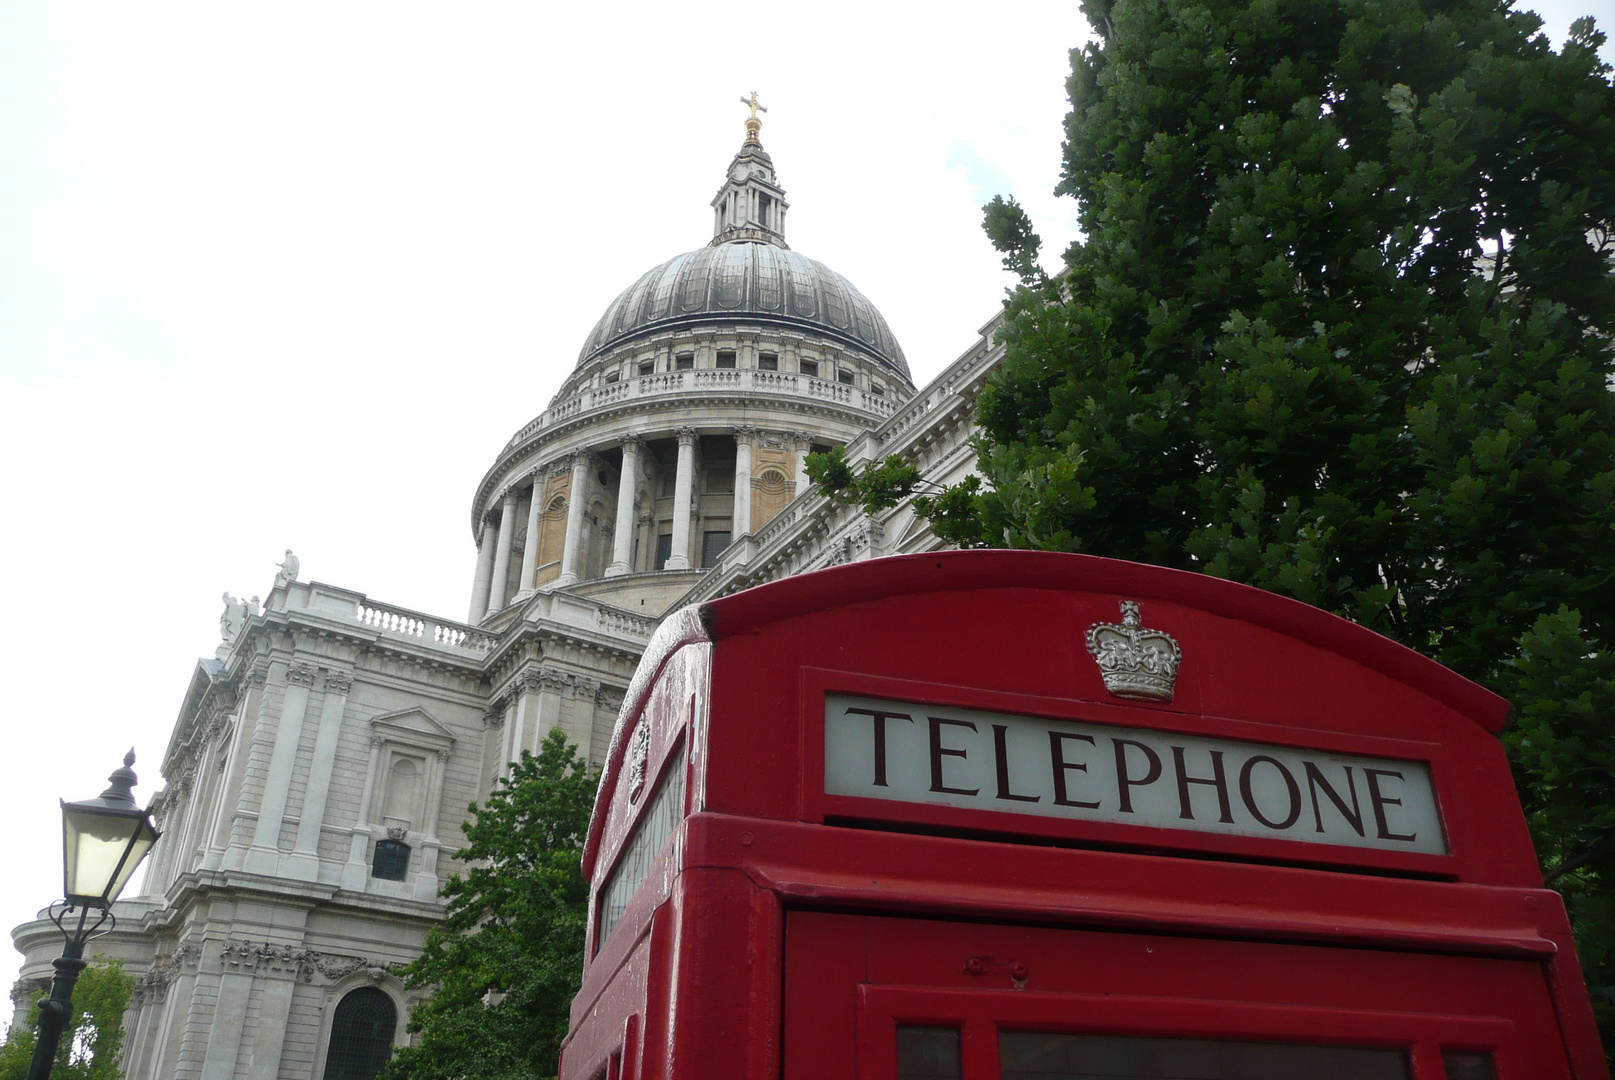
[9,105,1003,1080]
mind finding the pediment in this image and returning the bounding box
[368,707,456,751]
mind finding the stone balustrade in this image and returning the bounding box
[353,600,498,653]
[502,369,900,453]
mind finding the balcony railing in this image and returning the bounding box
[503,369,902,451]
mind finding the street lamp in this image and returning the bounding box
[27,750,160,1080]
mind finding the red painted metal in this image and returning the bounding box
[559,551,1608,1080]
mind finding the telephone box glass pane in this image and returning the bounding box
[997,1031,1408,1079]
[1441,1052,1494,1080]
[897,1027,961,1080]
[596,748,687,949]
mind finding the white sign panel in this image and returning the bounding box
[824,694,1446,855]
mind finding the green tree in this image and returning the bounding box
[382,728,595,1080]
[814,0,1615,1042]
[0,959,133,1080]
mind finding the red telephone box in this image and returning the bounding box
[560,551,1608,1080]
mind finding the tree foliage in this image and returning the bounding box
[0,959,133,1080]
[382,729,595,1080]
[817,0,1615,1043]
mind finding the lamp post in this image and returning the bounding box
[26,750,160,1080]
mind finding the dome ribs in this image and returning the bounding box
[574,244,910,381]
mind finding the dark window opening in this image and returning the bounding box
[604,371,620,384]
[638,361,656,376]
[321,987,397,1080]
[872,383,885,396]
[675,354,695,371]
[1443,1053,1495,1080]
[655,533,673,570]
[799,359,819,377]
[995,1031,1409,1079]
[701,531,731,568]
[758,352,778,370]
[716,351,736,369]
[898,1027,961,1080]
[759,193,771,227]
[372,840,410,881]
[838,369,855,385]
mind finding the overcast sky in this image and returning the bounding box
[0,0,1605,1002]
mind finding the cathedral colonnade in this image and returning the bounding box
[467,425,814,621]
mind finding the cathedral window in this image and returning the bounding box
[758,352,778,371]
[639,361,655,376]
[716,351,736,369]
[872,382,885,396]
[372,839,410,881]
[604,371,620,384]
[655,534,673,571]
[701,532,731,568]
[758,193,771,227]
[799,359,819,377]
[675,354,694,371]
[838,369,855,386]
[321,987,396,1080]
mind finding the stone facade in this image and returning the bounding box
[9,114,1003,1080]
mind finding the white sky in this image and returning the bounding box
[0,0,1605,1001]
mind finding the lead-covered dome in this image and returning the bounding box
[575,243,910,382]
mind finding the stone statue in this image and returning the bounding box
[220,593,248,641]
[274,550,300,588]
[247,595,261,617]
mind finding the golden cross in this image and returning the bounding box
[740,91,767,120]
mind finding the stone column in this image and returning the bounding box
[485,490,519,615]
[516,470,544,599]
[467,518,496,623]
[200,971,254,1079]
[341,734,387,890]
[557,452,592,586]
[606,437,641,577]
[284,669,353,881]
[243,976,296,1080]
[666,428,698,571]
[792,432,814,495]
[244,663,317,875]
[733,427,756,537]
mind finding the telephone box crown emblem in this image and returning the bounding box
[1085,600,1182,702]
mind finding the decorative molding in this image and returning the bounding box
[286,663,319,688]
[324,670,354,694]
[676,426,699,447]
[521,667,571,693]
[217,939,399,985]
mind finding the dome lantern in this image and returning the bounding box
[710,93,789,249]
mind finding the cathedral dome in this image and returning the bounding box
[575,243,910,382]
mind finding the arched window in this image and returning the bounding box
[321,987,396,1080]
